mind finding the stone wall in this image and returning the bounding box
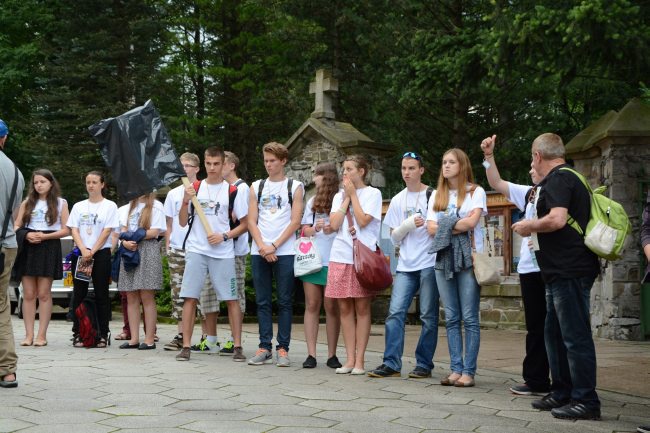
[286,139,387,192]
[479,283,525,330]
[373,283,527,330]
[572,137,650,340]
[286,140,341,189]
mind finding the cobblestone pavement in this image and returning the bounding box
[0,316,648,433]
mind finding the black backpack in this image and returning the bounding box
[75,294,101,348]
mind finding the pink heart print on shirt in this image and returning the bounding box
[299,241,312,254]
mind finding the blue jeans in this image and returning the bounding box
[545,276,600,408]
[252,255,295,351]
[435,268,480,376]
[383,266,439,372]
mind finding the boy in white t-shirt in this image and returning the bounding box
[174,147,249,362]
[219,151,249,355]
[247,142,304,367]
[368,152,440,379]
[162,153,222,354]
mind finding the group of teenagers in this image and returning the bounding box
[3,123,608,422]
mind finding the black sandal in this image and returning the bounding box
[72,335,84,348]
[0,373,17,388]
[96,333,111,348]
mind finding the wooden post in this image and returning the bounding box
[181,177,213,235]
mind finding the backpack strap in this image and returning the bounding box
[182,180,202,250]
[257,178,294,208]
[228,184,240,241]
[425,186,433,204]
[287,178,294,207]
[559,167,591,237]
[257,178,266,205]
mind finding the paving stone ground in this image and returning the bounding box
[0,315,649,433]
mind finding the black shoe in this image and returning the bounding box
[408,366,432,378]
[326,356,342,369]
[119,342,140,349]
[367,364,401,378]
[510,383,550,396]
[302,355,317,368]
[138,343,156,350]
[551,402,601,420]
[531,393,571,411]
[638,426,650,433]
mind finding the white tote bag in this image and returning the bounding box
[293,232,323,277]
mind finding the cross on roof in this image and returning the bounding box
[309,69,338,119]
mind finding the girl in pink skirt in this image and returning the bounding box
[326,155,382,375]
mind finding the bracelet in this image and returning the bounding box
[271,242,278,249]
[483,153,494,159]
[337,207,347,214]
[182,200,189,206]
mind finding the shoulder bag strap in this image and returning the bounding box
[345,207,356,241]
[1,164,20,242]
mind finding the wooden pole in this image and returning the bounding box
[181,177,213,235]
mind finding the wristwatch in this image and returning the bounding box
[222,232,229,242]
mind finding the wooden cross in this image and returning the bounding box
[309,69,338,119]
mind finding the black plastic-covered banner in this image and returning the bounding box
[89,100,184,201]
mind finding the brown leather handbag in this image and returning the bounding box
[346,209,392,293]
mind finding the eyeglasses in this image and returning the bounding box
[402,152,421,160]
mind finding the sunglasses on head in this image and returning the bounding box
[403,152,421,160]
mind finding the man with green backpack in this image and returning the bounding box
[512,133,602,421]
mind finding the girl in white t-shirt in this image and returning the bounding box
[14,169,70,347]
[117,193,166,350]
[299,162,341,369]
[426,148,486,387]
[67,171,119,348]
[326,155,383,375]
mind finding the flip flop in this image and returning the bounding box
[20,339,33,347]
[33,340,48,347]
[114,333,130,341]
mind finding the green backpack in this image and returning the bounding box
[561,167,631,261]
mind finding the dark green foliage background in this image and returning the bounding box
[3,1,649,315]
[2,1,649,201]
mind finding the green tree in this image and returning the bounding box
[0,0,48,170]
[25,0,167,203]
[156,0,324,181]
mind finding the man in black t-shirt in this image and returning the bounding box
[512,133,600,420]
